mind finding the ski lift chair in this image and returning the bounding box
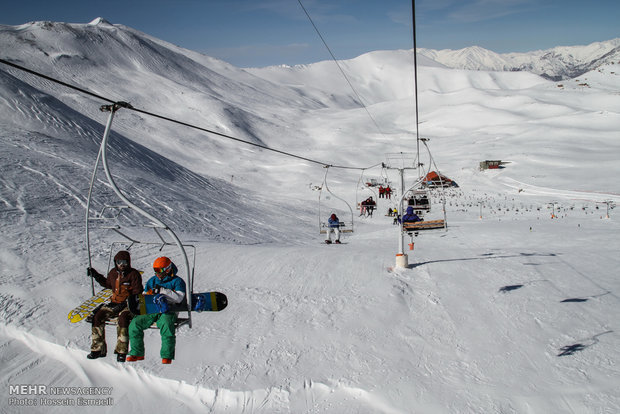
[403,219,446,233]
[319,221,354,234]
[86,239,196,329]
[406,190,431,216]
[401,188,446,241]
[318,166,355,235]
[84,103,196,330]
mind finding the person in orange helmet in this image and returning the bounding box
[127,256,186,364]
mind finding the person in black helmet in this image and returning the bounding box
[86,250,143,362]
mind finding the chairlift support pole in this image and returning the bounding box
[383,154,420,268]
[604,200,614,219]
[395,169,426,268]
[398,168,406,257]
[87,102,193,327]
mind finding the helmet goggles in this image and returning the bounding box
[154,263,172,275]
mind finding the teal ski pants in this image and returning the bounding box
[128,312,177,359]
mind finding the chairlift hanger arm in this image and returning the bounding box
[100,102,133,113]
[318,166,355,233]
[87,105,194,327]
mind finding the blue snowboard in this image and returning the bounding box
[138,292,228,315]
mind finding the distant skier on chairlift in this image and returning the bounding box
[360,197,376,217]
[325,213,342,244]
[399,206,423,224]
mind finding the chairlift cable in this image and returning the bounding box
[0,58,115,104]
[0,58,379,171]
[411,0,422,177]
[296,0,388,140]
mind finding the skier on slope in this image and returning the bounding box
[127,256,186,364]
[325,213,342,244]
[86,250,143,362]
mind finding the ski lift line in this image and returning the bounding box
[0,58,378,172]
[296,0,387,140]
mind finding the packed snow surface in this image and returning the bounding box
[1,19,619,413]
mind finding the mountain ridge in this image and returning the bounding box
[419,38,620,80]
[1,18,618,198]
[4,18,618,81]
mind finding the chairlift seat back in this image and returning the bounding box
[403,219,446,231]
[320,222,353,234]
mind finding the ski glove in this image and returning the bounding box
[87,267,95,278]
[153,294,169,313]
[128,294,140,315]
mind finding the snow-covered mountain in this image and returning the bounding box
[419,39,620,80]
[1,18,619,414]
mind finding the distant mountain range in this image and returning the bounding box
[419,39,620,80]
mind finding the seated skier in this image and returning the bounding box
[86,250,143,362]
[325,213,342,244]
[127,256,186,364]
[399,206,423,225]
[365,197,376,217]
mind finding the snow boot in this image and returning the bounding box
[325,240,332,244]
[87,350,106,359]
[117,354,126,363]
[334,240,341,244]
[162,358,172,364]
[126,355,144,362]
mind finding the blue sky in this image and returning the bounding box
[2,0,619,67]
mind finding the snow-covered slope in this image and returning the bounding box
[1,18,619,414]
[420,38,620,80]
